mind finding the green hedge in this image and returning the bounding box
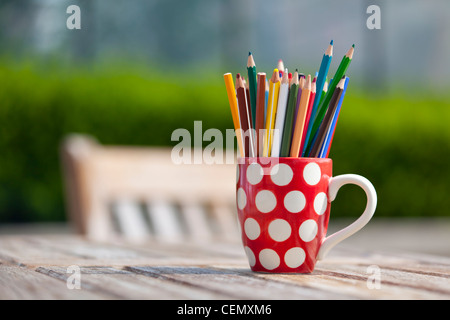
[0,61,449,222]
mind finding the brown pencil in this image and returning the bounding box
[236,73,255,157]
[255,72,266,156]
[309,77,346,158]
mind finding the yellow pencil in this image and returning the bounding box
[223,73,244,157]
[263,69,281,157]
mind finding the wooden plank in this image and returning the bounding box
[0,235,163,267]
[323,247,450,275]
[0,265,102,299]
[36,266,225,299]
[146,200,185,242]
[2,232,450,299]
[127,266,353,299]
[181,203,213,241]
[205,256,450,300]
[0,236,90,267]
[0,234,248,267]
[315,263,450,299]
[209,203,240,242]
[112,200,150,242]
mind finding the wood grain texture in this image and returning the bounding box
[1,233,449,300]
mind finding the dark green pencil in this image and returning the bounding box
[247,52,257,128]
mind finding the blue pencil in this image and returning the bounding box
[319,76,350,158]
[302,40,333,156]
[264,79,269,122]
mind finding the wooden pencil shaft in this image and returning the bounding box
[245,86,252,125]
[304,42,332,155]
[291,76,305,142]
[236,73,256,157]
[279,82,298,157]
[322,76,350,158]
[236,87,249,156]
[309,84,344,158]
[271,70,290,157]
[247,54,257,128]
[311,54,331,118]
[255,73,266,157]
[263,70,280,156]
[223,73,244,157]
[300,89,316,156]
[290,76,311,157]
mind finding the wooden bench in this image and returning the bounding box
[60,134,239,243]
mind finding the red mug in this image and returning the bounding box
[236,157,377,273]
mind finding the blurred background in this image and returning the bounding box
[0,0,450,224]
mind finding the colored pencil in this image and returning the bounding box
[223,73,244,157]
[305,45,355,154]
[277,60,285,73]
[280,70,299,157]
[302,40,333,157]
[255,72,266,156]
[309,77,346,158]
[247,52,257,128]
[292,74,305,141]
[264,79,269,122]
[299,78,316,156]
[236,74,255,157]
[290,74,312,157]
[263,69,281,157]
[320,76,350,158]
[318,79,328,107]
[243,77,252,123]
[271,69,290,157]
[304,44,354,155]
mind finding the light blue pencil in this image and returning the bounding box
[264,79,269,123]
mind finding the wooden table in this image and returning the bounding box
[1,226,450,300]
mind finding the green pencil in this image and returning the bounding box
[280,71,299,157]
[247,52,257,128]
[304,44,354,155]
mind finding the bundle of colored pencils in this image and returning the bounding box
[224,41,354,159]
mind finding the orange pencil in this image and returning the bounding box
[299,78,316,156]
[290,75,312,157]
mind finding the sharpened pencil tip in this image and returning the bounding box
[330,40,333,45]
[249,52,252,56]
[352,44,355,48]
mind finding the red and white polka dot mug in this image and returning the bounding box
[236,157,377,273]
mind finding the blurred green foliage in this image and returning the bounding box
[0,60,449,222]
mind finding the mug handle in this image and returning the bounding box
[317,174,377,260]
